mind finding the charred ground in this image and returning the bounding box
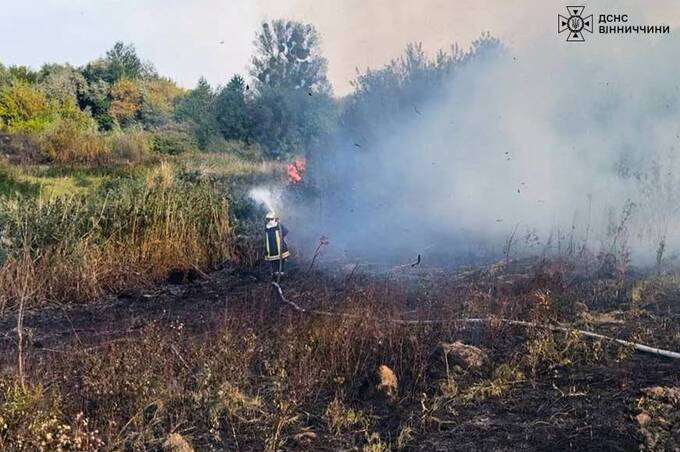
[1,256,678,450]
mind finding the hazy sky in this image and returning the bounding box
[1,1,679,95]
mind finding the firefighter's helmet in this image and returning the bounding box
[265,211,277,221]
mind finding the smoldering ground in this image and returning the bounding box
[279,30,680,266]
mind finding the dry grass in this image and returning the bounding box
[38,122,154,166]
[0,165,232,312]
[181,152,284,179]
[325,397,370,434]
[635,386,680,450]
[0,241,678,449]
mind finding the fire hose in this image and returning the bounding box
[271,282,680,360]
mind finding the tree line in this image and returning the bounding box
[0,20,336,162]
[0,18,501,163]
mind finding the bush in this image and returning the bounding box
[0,81,54,133]
[151,124,197,155]
[110,129,151,162]
[38,118,108,163]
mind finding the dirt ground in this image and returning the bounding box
[1,258,679,451]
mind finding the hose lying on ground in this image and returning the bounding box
[271,282,680,360]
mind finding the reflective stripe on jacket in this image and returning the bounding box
[264,222,290,261]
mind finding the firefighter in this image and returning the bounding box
[264,211,290,277]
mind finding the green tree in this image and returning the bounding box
[106,41,156,80]
[7,66,38,84]
[106,42,143,80]
[0,64,11,88]
[56,96,94,129]
[81,58,111,83]
[138,78,183,128]
[251,20,331,93]
[38,63,87,104]
[214,75,250,141]
[249,19,335,157]
[0,81,53,132]
[174,77,217,148]
[82,42,155,84]
[342,35,503,147]
[79,42,157,129]
[79,79,114,130]
[175,77,213,122]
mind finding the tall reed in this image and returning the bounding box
[0,166,232,312]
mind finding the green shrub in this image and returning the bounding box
[151,124,197,155]
[0,81,54,133]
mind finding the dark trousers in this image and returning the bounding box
[270,259,285,274]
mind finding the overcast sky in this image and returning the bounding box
[1,0,679,95]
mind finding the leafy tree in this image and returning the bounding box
[108,78,141,126]
[174,77,213,122]
[174,77,217,148]
[249,19,335,157]
[79,79,114,130]
[7,66,38,84]
[249,85,336,157]
[81,58,111,83]
[0,64,11,88]
[214,75,250,141]
[106,42,144,80]
[341,35,503,147]
[78,42,157,129]
[0,81,53,132]
[251,20,331,93]
[249,87,296,153]
[38,63,87,104]
[56,97,94,129]
[82,42,155,84]
[138,78,183,128]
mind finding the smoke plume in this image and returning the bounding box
[287,31,680,266]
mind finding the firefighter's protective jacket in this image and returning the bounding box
[264,221,290,261]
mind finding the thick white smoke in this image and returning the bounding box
[290,31,680,266]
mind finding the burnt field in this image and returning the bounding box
[3,2,680,451]
[1,256,678,451]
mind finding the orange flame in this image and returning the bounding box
[287,157,306,184]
